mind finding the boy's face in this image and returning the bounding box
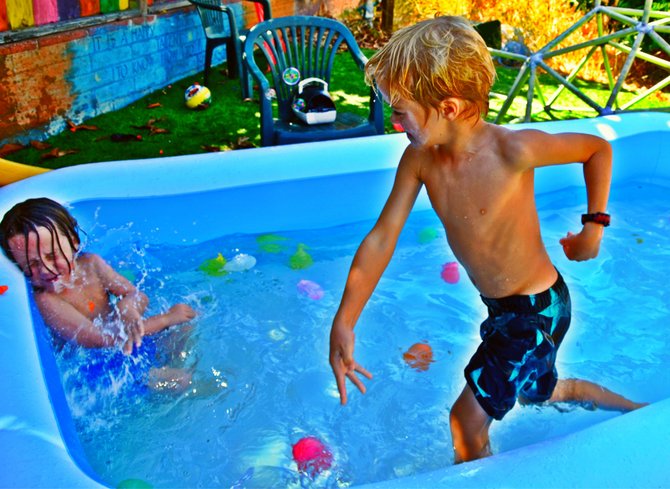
[377,81,445,148]
[7,225,76,292]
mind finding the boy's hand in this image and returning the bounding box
[560,223,604,261]
[329,322,372,405]
[168,303,197,323]
[121,311,145,355]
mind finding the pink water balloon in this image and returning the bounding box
[441,262,460,284]
[292,436,333,475]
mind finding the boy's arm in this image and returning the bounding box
[330,150,423,404]
[92,254,148,353]
[512,129,612,261]
[35,293,117,348]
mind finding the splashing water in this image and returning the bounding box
[48,181,670,488]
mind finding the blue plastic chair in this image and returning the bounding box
[242,16,385,146]
[189,0,271,99]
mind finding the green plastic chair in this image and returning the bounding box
[189,0,271,99]
[242,16,385,146]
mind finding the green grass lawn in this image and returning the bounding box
[4,49,670,170]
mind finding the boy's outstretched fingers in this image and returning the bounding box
[329,324,372,404]
[330,352,372,404]
[330,352,351,404]
[346,363,373,395]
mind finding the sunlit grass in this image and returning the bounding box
[490,64,670,123]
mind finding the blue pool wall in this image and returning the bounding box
[0,112,669,488]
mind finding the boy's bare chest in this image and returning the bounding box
[59,268,111,318]
[422,159,523,223]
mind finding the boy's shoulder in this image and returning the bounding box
[76,252,107,271]
[485,124,548,168]
[77,251,101,263]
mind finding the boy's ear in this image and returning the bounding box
[439,97,464,120]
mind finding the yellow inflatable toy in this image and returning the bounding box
[0,158,49,186]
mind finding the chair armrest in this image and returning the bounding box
[369,86,385,134]
[258,85,275,146]
[349,48,368,71]
[223,6,241,40]
[243,51,274,144]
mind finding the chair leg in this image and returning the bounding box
[237,36,251,99]
[226,38,239,79]
[241,62,252,100]
[204,42,214,86]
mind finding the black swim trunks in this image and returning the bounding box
[464,271,571,420]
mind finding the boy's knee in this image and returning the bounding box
[551,378,579,402]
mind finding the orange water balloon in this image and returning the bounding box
[403,342,433,371]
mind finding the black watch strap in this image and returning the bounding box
[581,212,610,227]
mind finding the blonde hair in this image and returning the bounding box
[365,16,496,119]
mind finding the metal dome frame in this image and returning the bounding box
[490,0,670,122]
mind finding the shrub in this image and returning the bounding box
[390,0,666,87]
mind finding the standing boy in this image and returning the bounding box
[328,16,645,463]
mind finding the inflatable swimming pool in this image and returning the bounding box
[1,112,669,488]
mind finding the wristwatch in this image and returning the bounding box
[581,212,611,227]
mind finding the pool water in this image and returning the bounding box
[53,179,670,488]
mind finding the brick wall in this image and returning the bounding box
[1,0,360,146]
[0,6,217,145]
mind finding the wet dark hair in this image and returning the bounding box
[0,197,81,277]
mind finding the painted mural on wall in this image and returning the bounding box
[0,8,211,144]
[0,0,135,30]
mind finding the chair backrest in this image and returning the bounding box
[191,0,237,37]
[191,0,270,38]
[244,16,369,121]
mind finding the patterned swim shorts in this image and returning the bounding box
[464,271,571,420]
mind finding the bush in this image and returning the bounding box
[387,0,668,87]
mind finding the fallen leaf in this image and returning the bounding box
[30,140,51,150]
[132,118,160,130]
[147,102,162,109]
[202,145,224,152]
[67,120,98,132]
[132,119,169,134]
[41,148,79,160]
[0,143,26,157]
[231,136,255,149]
